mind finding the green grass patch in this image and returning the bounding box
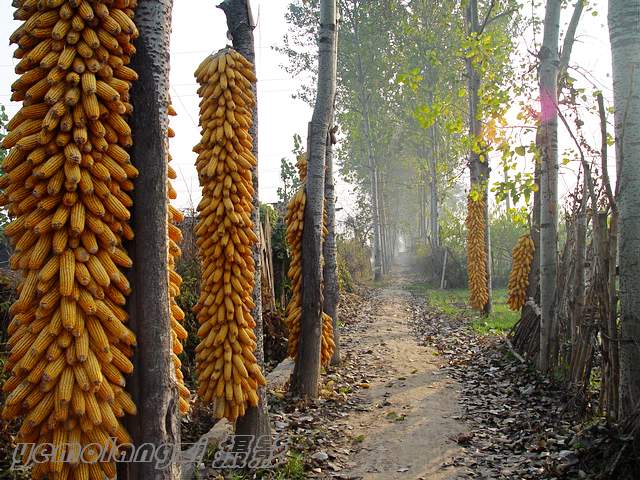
[272,452,306,480]
[424,287,519,335]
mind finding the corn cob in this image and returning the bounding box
[1,2,139,478]
[166,101,190,414]
[284,155,334,366]
[506,234,534,311]
[193,48,265,422]
[466,194,489,310]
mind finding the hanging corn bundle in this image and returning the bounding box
[192,48,266,422]
[285,155,335,366]
[506,234,535,311]
[1,1,140,478]
[466,194,489,310]
[166,102,190,414]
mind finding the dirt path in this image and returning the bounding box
[338,256,465,480]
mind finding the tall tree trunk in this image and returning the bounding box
[465,0,492,315]
[537,0,561,372]
[125,1,179,479]
[379,178,390,273]
[511,140,541,358]
[419,167,426,240]
[368,137,383,280]
[218,0,271,442]
[291,0,337,399]
[572,183,587,364]
[609,0,640,420]
[324,126,340,366]
[429,125,439,248]
[353,42,383,280]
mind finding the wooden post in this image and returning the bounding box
[125,1,179,479]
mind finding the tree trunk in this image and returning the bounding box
[291,0,337,399]
[511,140,541,358]
[465,0,492,315]
[419,168,426,240]
[125,1,179,479]
[572,187,587,364]
[429,126,439,248]
[217,0,272,442]
[353,45,383,280]
[379,178,390,273]
[324,126,340,366]
[609,0,640,420]
[369,142,383,280]
[537,0,561,372]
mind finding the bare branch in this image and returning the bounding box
[483,8,518,31]
[559,0,585,80]
[556,105,597,208]
[598,92,617,213]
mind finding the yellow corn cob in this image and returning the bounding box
[284,155,335,365]
[507,234,535,311]
[2,3,141,478]
[466,194,489,310]
[193,49,265,421]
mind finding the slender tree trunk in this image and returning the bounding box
[291,0,337,399]
[511,140,541,358]
[573,185,587,364]
[369,140,383,280]
[353,44,383,280]
[379,179,389,273]
[504,169,511,212]
[377,179,386,273]
[429,125,439,248]
[465,0,492,315]
[324,123,340,366]
[537,0,561,372]
[609,0,640,420]
[218,0,271,442]
[125,2,179,479]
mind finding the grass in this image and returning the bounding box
[222,451,306,480]
[408,283,519,335]
[272,452,305,480]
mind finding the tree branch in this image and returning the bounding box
[558,0,585,80]
[597,92,616,214]
[556,105,597,207]
[478,0,496,34]
[482,8,518,32]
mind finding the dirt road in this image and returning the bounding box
[339,256,465,480]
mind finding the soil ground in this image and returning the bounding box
[336,255,465,480]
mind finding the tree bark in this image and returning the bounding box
[573,182,587,362]
[217,0,272,442]
[351,27,383,280]
[125,1,179,479]
[609,0,640,420]
[324,126,340,366]
[291,0,337,399]
[537,0,561,372]
[378,177,390,273]
[367,119,383,281]
[465,0,492,315]
[511,134,541,359]
[429,125,439,248]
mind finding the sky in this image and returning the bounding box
[0,0,614,217]
[0,0,314,211]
